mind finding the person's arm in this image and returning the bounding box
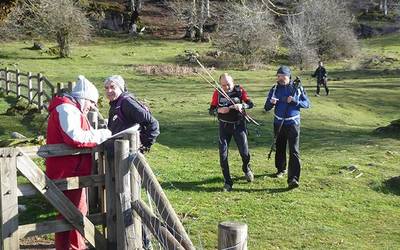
[57,104,111,147]
[264,86,276,112]
[290,86,310,108]
[311,68,317,77]
[122,99,160,148]
[240,88,254,109]
[209,90,218,115]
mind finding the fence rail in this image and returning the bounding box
[0,68,75,111]
[0,130,194,250]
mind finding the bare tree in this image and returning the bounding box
[1,0,91,58]
[284,0,359,67]
[284,14,318,69]
[168,0,210,40]
[214,1,278,64]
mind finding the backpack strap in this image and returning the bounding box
[115,93,151,125]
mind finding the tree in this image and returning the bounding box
[168,0,211,40]
[1,0,91,58]
[214,1,278,64]
[284,0,359,67]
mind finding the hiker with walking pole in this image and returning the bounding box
[264,66,310,189]
[209,73,255,192]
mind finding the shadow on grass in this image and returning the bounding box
[372,176,400,196]
[161,174,292,193]
[328,68,400,80]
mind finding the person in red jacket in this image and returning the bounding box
[209,73,254,192]
[46,75,111,250]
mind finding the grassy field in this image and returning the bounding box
[0,34,400,249]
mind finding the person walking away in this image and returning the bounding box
[209,73,255,192]
[46,75,111,250]
[264,66,310,189]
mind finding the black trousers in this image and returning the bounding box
[219,120,250,186]
[316,78,329,95]
[274,123,301,182]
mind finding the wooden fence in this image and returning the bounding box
[0,68,74,111]
[0,129,195,250]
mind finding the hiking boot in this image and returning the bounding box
[288,179,299,189]
[275,169,287,178]
[314,94,320,97]
[244,170,254,182]
[223,183,233,192]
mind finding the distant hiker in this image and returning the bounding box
[209,73,254,192]
[104,75,160,153]
[264,66,310,189]
[46,75,111,250]
[311,61,329,96]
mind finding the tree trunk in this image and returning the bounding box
[57,31,70,58]
[384,0,388,16]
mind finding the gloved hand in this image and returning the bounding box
[139,145,151,154]
[230,103,243,111]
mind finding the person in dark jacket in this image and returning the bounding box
[104,75,160,153]
[209,73,254,192]
[264,66,310,189]
[312,61,329,96]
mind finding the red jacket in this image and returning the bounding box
[46,95,109,179]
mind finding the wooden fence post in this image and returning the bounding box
[0,148,20,250]
[87,111,99,212]
[114,140,135,250]
[16,69,20,98]
[27,72,33,103]
[218,221,248,250]
[105,144,117,249]
[37,73,43,111]
[57,82,64,94]
[126,132,142,249]
[5,67,10,95]
[68,81,75,92]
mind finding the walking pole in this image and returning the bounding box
[267,77,302,160]
[194,59,260,126]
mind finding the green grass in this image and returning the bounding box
[1,34,400,249]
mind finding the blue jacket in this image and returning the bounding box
[264,81,310,125]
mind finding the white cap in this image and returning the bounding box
[71,75,99,103]
[104,75,125,91]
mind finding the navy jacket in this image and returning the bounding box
[108,92,160,148]
[264,81,310,125]
[312,66,327,81]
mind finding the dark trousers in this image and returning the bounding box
[274,123,301,182]
[316,78,329,95]
[219,120,250,186]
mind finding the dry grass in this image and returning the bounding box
[133,64,200,77]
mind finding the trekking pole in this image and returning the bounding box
[194,59,260,126]
[267,77,301,160]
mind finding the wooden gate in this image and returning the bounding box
[0,130,194,250]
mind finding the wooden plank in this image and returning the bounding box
[16,69,20,98]
[126,132,142,249]
[17,174,105,197]
[133,153,195,250]
[218,222,248,250]
[114,140,135,250]
[37,73,43,111]
[5,67,10,94]
[0,148,20,250]
[132,200,185,250]
[18,144,92,159]
[27,73,33,102]
[15,151,107,250]
[19,213,105,238]
[105,145,117,248]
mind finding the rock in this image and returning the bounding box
[11,132,27,139]
[32,41,45,50]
